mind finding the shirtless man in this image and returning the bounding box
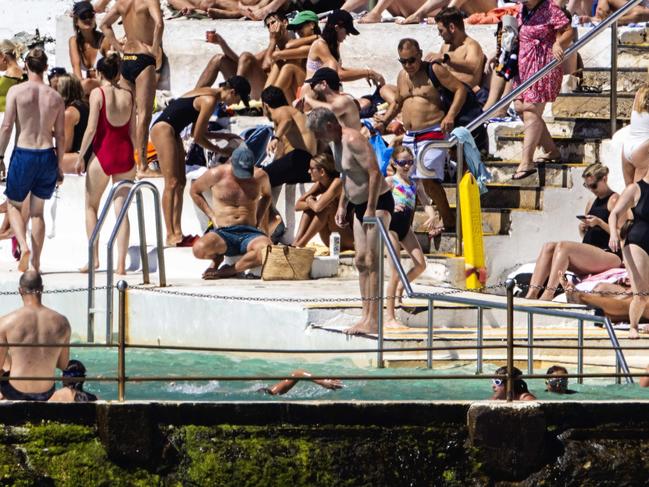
[307,108,393,335]
[303,67,361,130]
[101,0,164,177]
[196,12,292,100]
[375,38,466,236]
[261,86,317,189]
[342,0,496,24]
[426,7,485,92]
[0,48,64,273]
[191,144,273,279]
[0,271,71,401]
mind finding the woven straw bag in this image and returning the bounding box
[261,245,315,280]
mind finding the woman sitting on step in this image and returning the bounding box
[525,163,622,301]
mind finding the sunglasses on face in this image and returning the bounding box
[583,179,600,190]
[492,378,503,386]
[398,56,418,66]
[546,377,568,389]
[79,12,95,21]
[394,158,414,167]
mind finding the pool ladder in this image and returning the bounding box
[87,180,167,343]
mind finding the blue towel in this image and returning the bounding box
[451,127,491,195]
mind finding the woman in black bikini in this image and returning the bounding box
[68,1,109,95]
[525,163,622,301]
[150,76,250,247]
[609,167,649,339]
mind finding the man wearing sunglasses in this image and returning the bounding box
[375,37,466,236]
[101,0,164,178]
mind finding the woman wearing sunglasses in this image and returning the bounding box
[384,146,431,328]
[525,163,622,301]
[68,1,110,95]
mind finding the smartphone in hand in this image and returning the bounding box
[576,215,588,221]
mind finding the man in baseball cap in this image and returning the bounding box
[222,75,251,108]
[304,67,361,129]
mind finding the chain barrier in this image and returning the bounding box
[0,285,112,296]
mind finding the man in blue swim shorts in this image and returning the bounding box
[0,48,65,273]
[190,144,273,279]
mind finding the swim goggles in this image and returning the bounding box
[546,376,568,390]
[492,378,504,386]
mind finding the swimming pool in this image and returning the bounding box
[62,348,649,402]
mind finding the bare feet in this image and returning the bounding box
[384,318,409,330]
[629,327,640,339]
[166,234,183,247]
[17,250,30,272]
[79,261,100,274]
[203,263,237,280]
[344,318,377,335]
[202,255,225,279]
[559,272,582,304]
[115,266,127,276]
[136,168,162,179]
[358,12,382,23]
[396,13,422,25]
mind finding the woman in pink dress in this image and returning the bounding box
[512,0,573,180]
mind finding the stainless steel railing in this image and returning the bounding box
[87,180,167,344]
[436,0,644,256]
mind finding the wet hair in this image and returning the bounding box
[312,153,338,178]
[547,365,568,375]
[434,6,465,31]
[397,38,421,53]
[56,74,84,106]
[264,10,287,26]
[0,39,24,60]
[321,22,341,62]
[261,85,288,108]
[62,360,87,390]
[19,270,43,294]
[582,162,609,180]
[306,107,339,134]
[25,48,47,75]
[96,53,121,81]
[636,84,649,113]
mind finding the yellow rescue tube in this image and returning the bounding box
[459,172,486,289]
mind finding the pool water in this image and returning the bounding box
[69,348,649,402]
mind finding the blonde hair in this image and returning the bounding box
[56,74,84,106]
[392,145,413,160]
[635,84,649,113]
[311,153,338,177]
[0,39,25,60]
[582,162,609,180]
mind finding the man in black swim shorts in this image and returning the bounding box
[101,0,164,176]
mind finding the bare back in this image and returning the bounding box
[275,106,317,157]
[116,0,158,51]
[439,36,485,87]
[397,69,444,131]
[0,304,70,394]
[9,82,64,149]
[210,166,265,227]
[96,84,134,127]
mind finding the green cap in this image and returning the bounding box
[288,10,319,30]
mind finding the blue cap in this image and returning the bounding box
[231,144,255,179]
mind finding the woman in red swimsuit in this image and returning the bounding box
[75,53,136,275]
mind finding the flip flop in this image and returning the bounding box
[511,169,537,181]
[11,236,20,261]
[176,235,198,248]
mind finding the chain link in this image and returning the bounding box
[0,285,111,296]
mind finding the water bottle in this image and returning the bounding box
[330,232,341,257]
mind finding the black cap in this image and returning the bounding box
[73,1,94,17]
[230,144,255,179]
[48,66,67,80]
[304,67,341,91]
[326,10,359,35]
[226,75,251,107]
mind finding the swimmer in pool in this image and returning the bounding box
[490,366,537,401]
[259,369,343,395]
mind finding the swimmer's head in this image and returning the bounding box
[25,48,48,76]
[63,360,87,390]
[18,270,43,296]
[546,365,569,394]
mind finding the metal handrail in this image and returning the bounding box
[364,216,633,385]
[105,181,166,344]
[430,0,644,255]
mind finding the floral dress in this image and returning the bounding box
[513,0,569,104]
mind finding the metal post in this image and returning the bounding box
[577,319,584,384]
[151,186,167,287]
[136,191,150,285]
[476,306,483,374]
[505,279,515,402]
[455,141,464,257]
[376,229,384,369]
[610,21,618,136]
[527,312,533,375]
[427,299,434,369]
[117,280,128,402]
[615,354,621,385]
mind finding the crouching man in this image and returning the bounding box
[191,144,273,279]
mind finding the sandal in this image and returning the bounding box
[511,169,537,180]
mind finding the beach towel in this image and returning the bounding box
[451,127,491,194]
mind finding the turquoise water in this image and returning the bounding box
[68,348,649,402]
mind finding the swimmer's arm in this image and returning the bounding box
[56,320,71,371]
[93,0,111,13]
[272,45,311,61]
[68,37,84,80]
[376,73,404,127]
[192,97,221,153]
[0,87,16,158]
[609,185,639,242]
[100,5,124,53]
[284,35,317,50]
[256,172,272,232]
[77,89,102,174]
[190,170,219,223]
[54,98,66,178]
[272,109,293,140]
[309,178,343,213]
[147,0,165,56]
[0,324,8,377]
[295,183,322,211]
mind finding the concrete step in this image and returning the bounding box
[552,91,634,120]
[582,66,647,93]
[444,183,542,210]
[482,159,585,188]
[619,42,649,68]
[494,119,611,140]
[494,133,601,164]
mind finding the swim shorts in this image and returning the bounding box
[262,149,312,187]
[348,190,395,223]
[0,371,55,401]
[208,224,267,256]
[5,147,58,202]
[402,126,448,181]
[121,53,156,84]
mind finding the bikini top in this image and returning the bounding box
[306,58,324,72]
